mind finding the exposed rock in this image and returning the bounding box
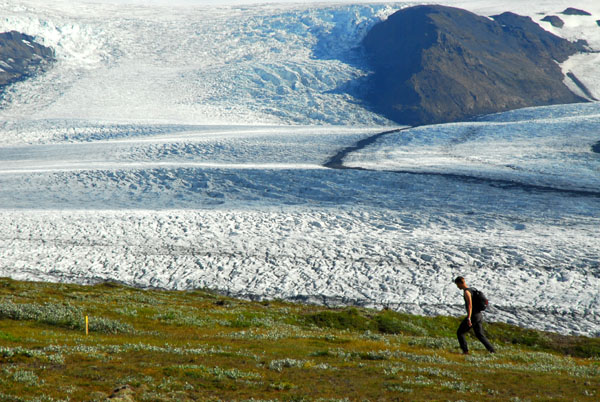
[592,141,600,154]
[541,15,565,28]
[561,8,592,16]
[596,20,600,27]
[105,385,135,401]
[362,5,587,126]
[0,31,54,95]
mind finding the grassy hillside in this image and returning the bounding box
[0,278,597,401]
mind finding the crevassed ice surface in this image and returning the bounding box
[0,1,399,126]
[0,0,599,336]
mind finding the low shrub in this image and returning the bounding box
[268,359,310,372]
[0,301,132,334]
[306,308,451,337]
[375,311,427,336]
[304,308,374,332]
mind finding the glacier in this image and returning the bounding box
[0,0,599,337]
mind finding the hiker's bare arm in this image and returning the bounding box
[464,290,473,326]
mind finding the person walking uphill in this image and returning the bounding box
[454,276,495,354]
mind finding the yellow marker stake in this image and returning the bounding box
[85,315,89,336]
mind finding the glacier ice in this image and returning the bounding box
[0,0,598,337]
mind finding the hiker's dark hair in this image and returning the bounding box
[454,276,465,285]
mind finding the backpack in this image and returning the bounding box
[468,287,488,312]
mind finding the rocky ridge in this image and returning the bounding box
[561,8,591,16]
[0,31,54,96]
[541,15,565,28]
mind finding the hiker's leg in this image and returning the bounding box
[472,313,495,353]
[457,317,470,353]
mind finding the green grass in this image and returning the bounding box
[0,278,597,401]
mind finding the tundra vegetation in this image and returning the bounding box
[0,278,597,401]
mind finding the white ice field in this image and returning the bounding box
[0,0,599,336]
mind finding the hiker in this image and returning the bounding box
[454,276,495,354]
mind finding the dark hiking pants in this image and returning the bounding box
[457,312,495,353]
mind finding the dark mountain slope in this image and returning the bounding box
[362,5,587,125]
[0,31,54,96]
